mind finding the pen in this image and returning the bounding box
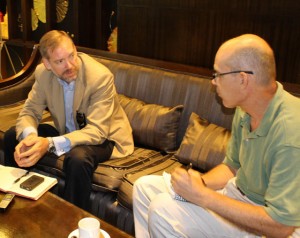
[13,170,30,184]
[186,163,193,170]
[184,163,192,171]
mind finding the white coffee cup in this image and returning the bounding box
[78,217,100,238]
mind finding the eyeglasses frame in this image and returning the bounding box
[212,70,254,80]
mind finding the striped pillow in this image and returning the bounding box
[118,94,183,152]
[175,112,231,172]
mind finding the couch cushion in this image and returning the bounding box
[118,94,183,152]
[36,147,169,193]
[117,155,181,210]
[174,112,231,172]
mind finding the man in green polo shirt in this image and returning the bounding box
[133,34,300,237]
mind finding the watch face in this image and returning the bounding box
[49,146,56,153]
[47,138,55,153]
[49,144,56,153]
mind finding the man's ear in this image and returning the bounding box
[42,58,51,70]
[240,72,249,89]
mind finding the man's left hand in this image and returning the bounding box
[14,135,49,167]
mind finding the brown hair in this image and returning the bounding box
[39,30,74,59]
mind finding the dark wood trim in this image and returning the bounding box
[5,39,36,49]
[21,0,32,41]
[117,0,300,85]
[281,82,300,98]
[77,46,213,79]
[71,0,79,44]
[45,0,56,31]
[6,0,16,40]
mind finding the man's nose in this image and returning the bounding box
[64,59,73,68]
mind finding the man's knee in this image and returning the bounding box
[148,194,177,234]
[134,176,149,192]
[4,126,17,143]
[133,175,162,201]
[149,193,173,221]
[3,127,18,166]
[63,146,94,173]
[133,176,150,204]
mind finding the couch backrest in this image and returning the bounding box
[0,73,35,106]
[90,56,235,146]
[4,47,300,149]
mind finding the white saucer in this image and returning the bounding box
[68,228,110,238]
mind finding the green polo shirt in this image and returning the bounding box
[224,82,300,226]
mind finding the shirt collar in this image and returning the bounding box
[239,82,284,137]
[57,78,76,90]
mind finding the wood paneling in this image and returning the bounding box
[118,0,300,84]
[5,0,300,84]
[6,0,116,50]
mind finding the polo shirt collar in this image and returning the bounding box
[239,82,284,137]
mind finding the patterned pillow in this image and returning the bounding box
[175,112,231,172]
[118,94,183,152]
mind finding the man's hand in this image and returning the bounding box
[171,167,207,205]
[171,166,295,238]
[14,134,49,167]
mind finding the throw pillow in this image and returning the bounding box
[118,94,183,152]
[175,112,231,172]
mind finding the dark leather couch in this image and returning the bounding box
[1,46,299,236]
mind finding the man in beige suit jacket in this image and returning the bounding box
[4,30,134,209]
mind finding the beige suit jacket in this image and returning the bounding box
[16,53,134,158]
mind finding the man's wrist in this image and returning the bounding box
[47,137,56,153]
[21,127,38,140]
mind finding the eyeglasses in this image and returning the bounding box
[212,70,254,79]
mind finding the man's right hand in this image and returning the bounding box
[14,134,49,167]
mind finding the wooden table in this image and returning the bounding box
[0,192,133,238]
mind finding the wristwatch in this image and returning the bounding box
[47,137,56,153]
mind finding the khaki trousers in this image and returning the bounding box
[133,176,299,238]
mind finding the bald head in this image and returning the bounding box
[215,34,276,86]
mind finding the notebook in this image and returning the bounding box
[0,165,57,200]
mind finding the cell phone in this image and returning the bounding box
[0,194,15,212]
[76,111,87,129]
[20,175,45,191]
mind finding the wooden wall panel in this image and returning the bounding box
[118,0,300,84]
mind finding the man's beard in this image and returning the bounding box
[59,67,78,83]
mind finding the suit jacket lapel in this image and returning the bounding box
[52,76,66,134]
[73,59,85,112]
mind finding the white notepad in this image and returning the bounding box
[0,165,57,200]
